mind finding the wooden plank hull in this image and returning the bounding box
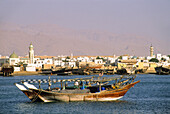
[22,90,43,102]
[21,81,140,102]
[30,89,128,102]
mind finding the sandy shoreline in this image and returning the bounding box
[0,71,45,76]
[13,71,41,76]
[0,71,157,76]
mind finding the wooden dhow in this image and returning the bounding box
[15,75,140,102]
[155,66,170,75]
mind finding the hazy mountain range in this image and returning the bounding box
[0,23,168,57]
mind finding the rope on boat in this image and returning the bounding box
[31,89,42,103]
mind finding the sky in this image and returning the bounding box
[0,0,170,55]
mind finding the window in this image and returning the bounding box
[11,60,15,63]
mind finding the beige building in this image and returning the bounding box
[117,59,137,69]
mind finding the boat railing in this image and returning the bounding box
[17,75,136,84]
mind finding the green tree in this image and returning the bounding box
[149,58,159,63]
[62,60,69,62]
[66,56,70,59]
[96,56,105,62]
[161,58,166,62]
[118,56,122,59]
[17,62,24,67]
[96,56,100,59]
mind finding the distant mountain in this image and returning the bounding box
[0,23,168,57]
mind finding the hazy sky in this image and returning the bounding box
[0,0,170,55]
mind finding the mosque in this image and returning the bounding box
[9,43,36,71]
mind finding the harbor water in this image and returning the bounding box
[0,74,170,114]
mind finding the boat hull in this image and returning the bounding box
[23,81,140,102]
[155,66,170,75]
[30,89,128,102]
[22,90,44,102]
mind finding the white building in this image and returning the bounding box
[122,55,129,60]
[9,52,20,66]
[44,58,53,64]
[77,56,90,62]
[34,58,44,68]
[26,66,36,72]
[20,58,29,64]
[106,57,117,64]
[68,61,76,67]
[156,54,162,60]
[147,56,155,60]
[53,59,63,66]
[14,67,20,72]
[94,59,103,64]
[162,55,169,61]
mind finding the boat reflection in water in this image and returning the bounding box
[15,75,140,102]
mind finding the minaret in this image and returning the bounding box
[150,45,154,57]
[29,43,34,64]
[71,53,73,59]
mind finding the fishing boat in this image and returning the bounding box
[155,66,170,75]
[15,75,140,102]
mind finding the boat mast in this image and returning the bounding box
[38,80,41,89]
[48,75,51,90]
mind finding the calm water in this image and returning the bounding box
[0,74,170,114]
